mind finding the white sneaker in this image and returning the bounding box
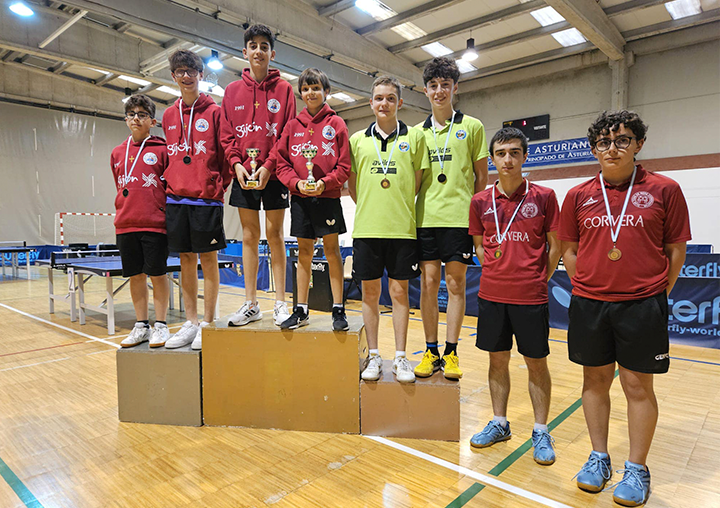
[191,321,210,350]
[228,301,262,327]
[165,321,198,349]
[121,322,150,348]
[361,354,383,381]
[149,322,169,348]
[393,356,416,383]
[273,301,291,326]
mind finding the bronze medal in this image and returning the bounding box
[494,248,502,259]
[608,247,622,261]
[437,173,447,183]
[381,178,391,189]
[183,155,192,165]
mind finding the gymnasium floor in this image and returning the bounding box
[0,270,718,508]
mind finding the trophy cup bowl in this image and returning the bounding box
[245,147,261,188]
[302,147,318,191]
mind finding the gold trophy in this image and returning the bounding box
[245,148,261,188]
[301,146,318,191]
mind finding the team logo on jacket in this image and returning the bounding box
[195,118,209,132]
[142,173,158,188]
[322,141,335,156]
[322,125,336,140]
[631,191,654,209]
[521,202,538,219]
[267,99,281,113]
[456,130,467,140]
[398,141,410,152]
[143,152,158,165]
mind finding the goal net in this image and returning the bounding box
[54,212,116,246]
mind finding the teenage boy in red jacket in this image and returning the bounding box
[276,68,351,331]
[220,24,297,327]
[111,94,170,348]
[162,49,232,350]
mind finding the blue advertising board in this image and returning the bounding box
[488,137,595,170]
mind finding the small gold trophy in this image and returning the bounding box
[301,147,318,191]
[245,148,261,188]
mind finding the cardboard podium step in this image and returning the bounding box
[202,315,367,433]
[116,342,202,426]
[361,360,460,441]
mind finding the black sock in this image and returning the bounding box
[139,320,150,328]
[426,343,439,356]
[444,343,458,356]
[155,320,166,325]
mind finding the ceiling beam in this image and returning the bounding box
[94,72,119,86]
[623,8,720,41]
[357,0,466,36]
[318,0,355,18]
[387,0,544,54]
[49,61,70,73]
[38,9,88,48]
[603,0,670,17]
[142,44,203,75]
[59,0,429,111]
[544,0,626,60]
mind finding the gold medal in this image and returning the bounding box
[494,248,502,259]
[608,247,622,261]
[381,178,391,189]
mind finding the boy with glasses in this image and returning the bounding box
[559,110,690,506]
[162,49,232,350]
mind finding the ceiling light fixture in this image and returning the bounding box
[462,38,478,62]
[9,2,34,17]
[207,50,223,71]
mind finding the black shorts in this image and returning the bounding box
[290,196,346,239]
[417,227,474,264]
[475,297,550,359]
[116,232,168,277]
[229,179,290,210]
[166,204,227,253]
[353,238,420,281]
[567,292,669,374]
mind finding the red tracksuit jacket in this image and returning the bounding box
[110,135,168,234]
[162,93,231,201]
[220,68,296,179]
[276,103,351,199]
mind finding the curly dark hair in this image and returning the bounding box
[298,68,330,94]
[244,24,275,50]
[124,94,156,119]
[489,127,528,156]
[422,57,460,86]
[168,49,204,73]
[587,110,648,146]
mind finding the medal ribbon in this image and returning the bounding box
[431,110,456,174]
[123,135,150,187]
[599,166,637,247]
[179,97,199,155]
[492,179,529,247]
[371,122,400,180]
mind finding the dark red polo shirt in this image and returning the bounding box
[469,179,560,304]
[558,165,691,302]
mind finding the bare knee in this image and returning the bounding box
[489,351,511,371]
[388,282,407,302]
[421,271,440,293]
[583,365,616,391]
[243,227,260,245]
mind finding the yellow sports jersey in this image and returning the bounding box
[415,111,489,228]
[350,121,430,239]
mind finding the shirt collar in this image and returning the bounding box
[493,178,529,200]
[597,164,647,190]
[422,110,465,129]
[364,120,408,139]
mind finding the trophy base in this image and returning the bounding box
[246,180,260,189]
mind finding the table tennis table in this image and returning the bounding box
[37,251,234,334]
[0,241,35,279]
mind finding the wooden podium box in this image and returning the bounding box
[361,360,460,441]
[202,315,366,434]
[116,343,202,426]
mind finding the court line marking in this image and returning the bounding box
[0,357,71,373]
[367,436,573,508]
[445,482,484,508]
[0,303,120,349]
[0,341,85,358]
[0,457,43,508]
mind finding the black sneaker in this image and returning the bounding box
[332,306,349,331]
[280,306,309,330]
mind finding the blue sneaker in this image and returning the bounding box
[470,420,511,448]
[531,429,556,465]
[607,461,651,507]
[573,451,612,492]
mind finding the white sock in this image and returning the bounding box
[298,303,309,313]
[275,300,285,306]
[395,351,406,359]
[369,349,380,357]
[593,451,609,459]
[493,416,508,426]
[199,321,211,328]
[534,423,548,432]
[333,303,343,309]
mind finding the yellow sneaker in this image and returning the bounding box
[414,350,441,377]
[442,352,463,379]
